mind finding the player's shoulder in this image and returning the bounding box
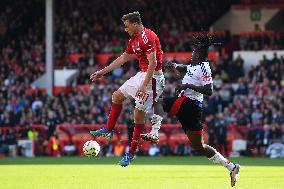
[144,28,158,39]
[198,61,211,69]
[197,62,211,75]
[145,28,156,35]
[127,37,136,46]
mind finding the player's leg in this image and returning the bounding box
[140,99,164,144]
[140,75,165,143]
[90,72,141,139]
[178,98,240,187]
[187,132,241,187]
[119,107,146,167]
[106,90,126,130]
[130,108,146,155]
[90,90,126,139]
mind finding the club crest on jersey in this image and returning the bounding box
[202,75,212,82]
[186,70,193,77]
[132,42,141,54]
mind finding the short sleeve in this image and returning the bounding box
[200,63,213,86]
[125,40,135,54]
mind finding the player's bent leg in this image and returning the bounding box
[112,90,127,104]
[90,90,126,139]
[186,131,215,158]
[119,108,146,167]
[141,99,165,144]
[230,164,241,187]
[130,108,146,155]
[186,131,241,187]
[140,114,162,144]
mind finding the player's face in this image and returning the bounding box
[191,50,201,63]
[191,50,197,62]
[123,20,137,37]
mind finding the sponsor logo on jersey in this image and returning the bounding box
[202,75,212,82]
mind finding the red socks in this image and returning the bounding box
[106,103,123,130]
[130,124,145,155]
[106,103,145,156]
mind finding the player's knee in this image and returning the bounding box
[191,142,205,152]
[134,108,146,124]
[112,91,125,103]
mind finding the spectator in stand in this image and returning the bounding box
[268,123,283,144]
[254,126,265,156]
[214,113,228,156]
[0,0,283,158]
[207,115,218,149]
[63,141,77,156]
[175,141,186,156]
[6,128,17,157]
[102,143,113,157]
[160,141,171,156]
[45,110,60,140]
[124,111,134,145]
[148,144,160,157]
[254,24,262,32]
[113,141,125,157]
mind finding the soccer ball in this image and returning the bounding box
[83,140,100,157]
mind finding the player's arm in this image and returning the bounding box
[176,83,213,96]
[176,64,213,96]
[164,62,187,77]
[90,53,136,82]
[144,52,157,85]
[137,51,157,94]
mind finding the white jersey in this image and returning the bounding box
[181,62,213,102]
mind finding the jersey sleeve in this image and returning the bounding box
[200,63,213,86]
[141,32,156,55]
[125,39,135,54]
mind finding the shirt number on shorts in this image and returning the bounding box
[135,92,150,105]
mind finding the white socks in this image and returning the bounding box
[209,152,236,172]
[150,114,163,136]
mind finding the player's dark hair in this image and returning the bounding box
[121,11,142,24]
[191,32,213,58]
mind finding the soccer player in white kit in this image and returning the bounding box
[141,33,241,187]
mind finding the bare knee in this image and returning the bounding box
[112,90,126,104]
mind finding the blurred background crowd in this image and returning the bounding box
[0,0,283,158]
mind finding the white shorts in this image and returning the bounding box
[119,72,165,112]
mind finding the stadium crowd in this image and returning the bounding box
[0,0,284,157]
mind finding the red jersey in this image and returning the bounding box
[125,28,163,71]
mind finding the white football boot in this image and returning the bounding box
[140,114,162,144]
[230,164,241,187]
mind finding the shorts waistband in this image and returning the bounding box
[186,97,203,108]
[138,71,164,76]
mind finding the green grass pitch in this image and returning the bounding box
[1,156,284,189]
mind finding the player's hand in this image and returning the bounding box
[175,84,190,96]
[175,84,184,96]
[164,61,176,70]
[136,83,147,97]
[90,71,104,82]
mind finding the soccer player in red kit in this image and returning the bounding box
[89,11,165,167]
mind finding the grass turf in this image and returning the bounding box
[0,157,283,189]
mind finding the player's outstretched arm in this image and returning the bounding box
[90,53,136,82]
[164,62,187,77]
